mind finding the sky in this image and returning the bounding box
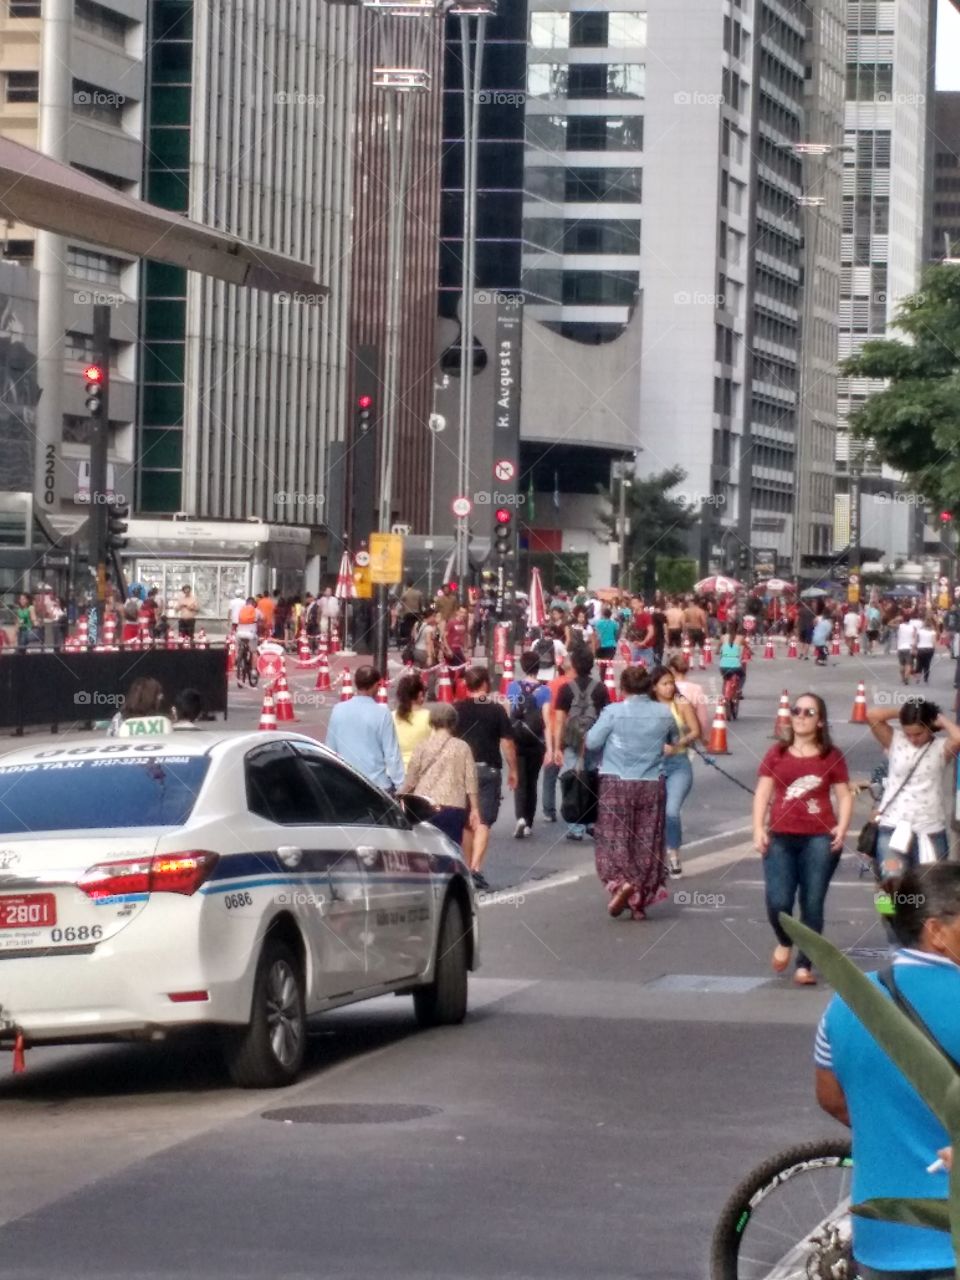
[938,0,960,90]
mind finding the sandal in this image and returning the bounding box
[608,884,634,918]
[772,945,792,973]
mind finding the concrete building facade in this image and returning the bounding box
[834,0,936,563]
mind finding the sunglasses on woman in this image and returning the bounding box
[790,706,818,718]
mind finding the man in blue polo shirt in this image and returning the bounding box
[814,864,960,1280]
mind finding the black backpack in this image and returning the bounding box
[562,677,601,751]
[511,679,546,745]
[534,637,556,670]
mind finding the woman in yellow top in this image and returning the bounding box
[648,664,702,880]
[392,673,432,768]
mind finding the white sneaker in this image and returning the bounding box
[514,819,527,839]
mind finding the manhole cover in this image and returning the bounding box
[261,1103,441,1125]
[645,974,769,994]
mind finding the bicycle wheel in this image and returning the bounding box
[710,1137,853,1280]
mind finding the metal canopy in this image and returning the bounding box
[0,135,323,296]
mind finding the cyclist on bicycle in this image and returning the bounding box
[718,626,747,697]
[235,598,261,671]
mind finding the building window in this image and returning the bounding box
[74,0,130,44]
[66,246,125,286]
[5,71,39,103]
[563,168,642,202]
[567,115,643,151]
[529,12,569,47]
[608,13,646,46]
[8,2,41,15]
[72,78,125,126]
[570,11,608,47]
[562,221,640,254]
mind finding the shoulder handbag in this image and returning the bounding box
[857,741,933,859]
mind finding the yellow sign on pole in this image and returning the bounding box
[369,532,404,585]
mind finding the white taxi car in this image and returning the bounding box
[0,731,477,1087]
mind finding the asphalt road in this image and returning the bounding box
[0,646,956,1279]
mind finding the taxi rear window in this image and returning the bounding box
[0,756,210,833]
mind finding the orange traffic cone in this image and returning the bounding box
[763,636,775,659]
[850,680,868,724]
[682,635,692,663]
[140,618,152,649]
[77,615,89,651]
[852,635,861,656]
[103,616,116,648]
[329,623,341,655]
[708,697,730,755]
[166,630,177,650]
[314,653,331,691]
[702,636,713,666]
[225,634,235,675]
[603,662,618,703]
[831,628,841,657]
[339,667,354,701]
[196,628,208,649]
[298,633,311,664]
[454,674,468,700]
[499,654,514,697]
[376,681,389,706]
[274,673,295,722]
[696,644,706,670]
[258,689,278,731]
[787,635,798,659]
[773,690,791,740]
[437,667,454,704]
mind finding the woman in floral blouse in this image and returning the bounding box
[400,704,479,847]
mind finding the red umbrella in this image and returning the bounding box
[335,551,356,600]
[694,574,742,595]
[528,567,547,628]
[758,578,796,595]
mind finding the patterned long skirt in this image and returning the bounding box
[594,775,668,919]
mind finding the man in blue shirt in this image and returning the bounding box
[815,864,960,1280]
[325,665,404,792]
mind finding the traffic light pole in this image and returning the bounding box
[88,303,111,608]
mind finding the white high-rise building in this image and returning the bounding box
[517,0,844,583]
[835,0,937,563]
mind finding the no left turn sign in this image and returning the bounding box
[494,459,515,482]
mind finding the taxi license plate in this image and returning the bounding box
[0,894,56,929]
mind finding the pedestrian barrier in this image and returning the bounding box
[0,649,229,733]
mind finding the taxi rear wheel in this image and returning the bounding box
[413,897,468,1028]
[223,941,306,1088]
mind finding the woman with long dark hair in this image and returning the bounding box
[753,693,853,986]
[585,665,678,920]
[866,698,960,879]
[392,673,431,769]
[647,664,702,878]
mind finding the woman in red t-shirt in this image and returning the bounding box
[753,693,854,986]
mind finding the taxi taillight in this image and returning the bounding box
[78,852,219,899]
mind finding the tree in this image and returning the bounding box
[841,264,960,512]
[597,465,696,594]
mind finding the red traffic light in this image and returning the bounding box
[84,364,104,383]
[357,394,373,410]
[941,511,953,523]
[495,508,511,524]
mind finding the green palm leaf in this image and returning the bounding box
[852,1197,951,1232]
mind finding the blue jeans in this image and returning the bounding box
[764,833,839,970]
[561,746,601,836]
[876,826,949,880]
[663,753,693,851]
[541,761,559,819]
